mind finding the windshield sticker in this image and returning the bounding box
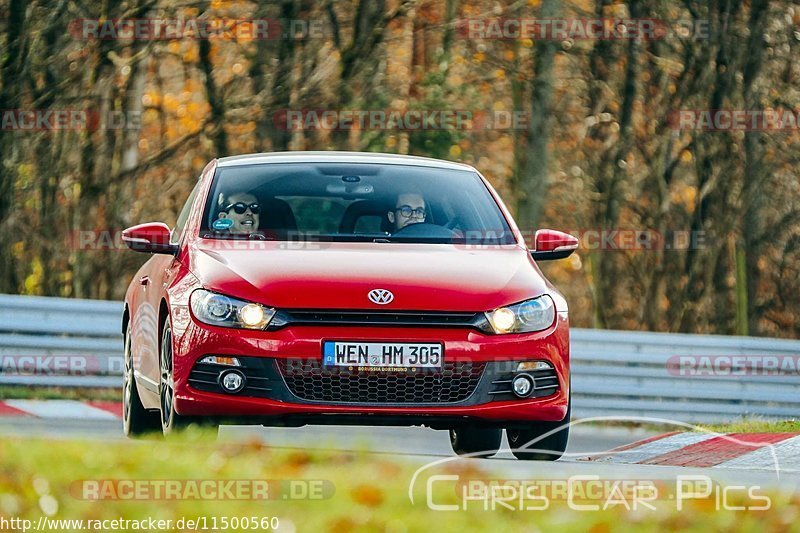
[212,218,234,230]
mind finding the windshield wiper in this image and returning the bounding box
[200,231,275,241]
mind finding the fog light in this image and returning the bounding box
[219,369,246,393]
[512,374,534,398]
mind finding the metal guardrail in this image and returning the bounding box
[1,293,798,423]
[0,294,122,388]
[571,329,800,423]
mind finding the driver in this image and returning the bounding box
[387,192,426,232]
[217,192,261,234]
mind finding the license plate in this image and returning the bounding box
[323,341,443,370]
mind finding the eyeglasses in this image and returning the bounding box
[225,202,260,215]
[396,205,426,219]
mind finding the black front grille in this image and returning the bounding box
[268,310,487,331]
[277,359,486,404]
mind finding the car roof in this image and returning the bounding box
[216,151,476,172]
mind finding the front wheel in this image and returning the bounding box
[122,324,160,437]
[159,319,218,438]
[449,427,502,458]
[507,403,570,461]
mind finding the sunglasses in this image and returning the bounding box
[396,205,426,219]
[225,202,260,215]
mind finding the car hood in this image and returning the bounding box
[187,240,549,312]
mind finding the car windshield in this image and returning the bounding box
[200,162,515,244]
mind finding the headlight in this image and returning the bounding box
[190,289,275,330]
[485,295,556,334]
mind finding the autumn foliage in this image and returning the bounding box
[0,0,798,336]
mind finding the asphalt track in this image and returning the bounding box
[0,416,648,453]
[2,417,798,493]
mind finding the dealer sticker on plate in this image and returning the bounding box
[323,341,443,370]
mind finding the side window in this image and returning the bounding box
[172,181,201,243]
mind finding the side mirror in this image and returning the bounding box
[122,222,178,255]
[530,229,578,261]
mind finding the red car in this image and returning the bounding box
[121,152,578,459]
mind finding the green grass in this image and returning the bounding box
[0,430,797,532]
[574,419,681,432]
[697,419,800,434]
[0,385,119,401]
[576,418,800,435]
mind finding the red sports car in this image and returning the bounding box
[121,152,578,459]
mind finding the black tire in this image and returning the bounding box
[122,324,161,437]
[159,318,219,439]
[449,427,502,458]
[507,402,571,461]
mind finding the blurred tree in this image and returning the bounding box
[515,0,560,232]
[0,0,797,337]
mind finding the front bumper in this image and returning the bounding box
[170,311,570,427]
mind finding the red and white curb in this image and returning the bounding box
[0,400,121,420]
[582,431,800,472]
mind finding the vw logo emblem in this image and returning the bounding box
[368,289,394,305]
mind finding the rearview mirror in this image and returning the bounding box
[122,222,178,255]
[530,229,578,261]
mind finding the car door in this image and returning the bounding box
[133,181,202,395]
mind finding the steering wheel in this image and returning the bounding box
[392,222,458,239]
[444,216,462,230]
